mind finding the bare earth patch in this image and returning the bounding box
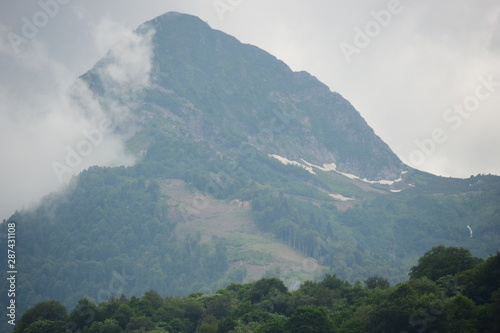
[160,179,326,286]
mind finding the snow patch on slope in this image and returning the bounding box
[328,193,355,201]
[337,171,402,185]
[269,154,404,186]
[269,154,316,174]
[300,159,337,172]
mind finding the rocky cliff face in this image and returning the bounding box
[84,11,405,181]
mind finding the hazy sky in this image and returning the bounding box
[1,0,499,220]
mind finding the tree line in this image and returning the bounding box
[13,246,500,333]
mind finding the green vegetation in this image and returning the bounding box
[14,247,500,333]
[409,245,483,281]
[1,153,499,333]
[2,11,500,333]
[0,166,239,327]
[249,187,500,282]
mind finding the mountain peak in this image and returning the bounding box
[147,11,210,28]
[87,11,405,181]
[139,11,217,40]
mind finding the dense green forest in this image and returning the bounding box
[0,166,243,325]
[13,246,500,333]
[2,157,500,332]
[250,187,500,282]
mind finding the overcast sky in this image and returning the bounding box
[1,0,499,220]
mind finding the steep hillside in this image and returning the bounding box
[83,12,405,181]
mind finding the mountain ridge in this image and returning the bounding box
[84,11,406,181]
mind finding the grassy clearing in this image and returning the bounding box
[160,179,326,284]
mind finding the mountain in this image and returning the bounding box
[84,12,405,181]
[1,12,499,331]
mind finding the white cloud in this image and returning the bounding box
[94,18,154,94]
[0,17,155,220]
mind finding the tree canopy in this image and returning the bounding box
[409,245,482,281]
[13,248,500,333]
